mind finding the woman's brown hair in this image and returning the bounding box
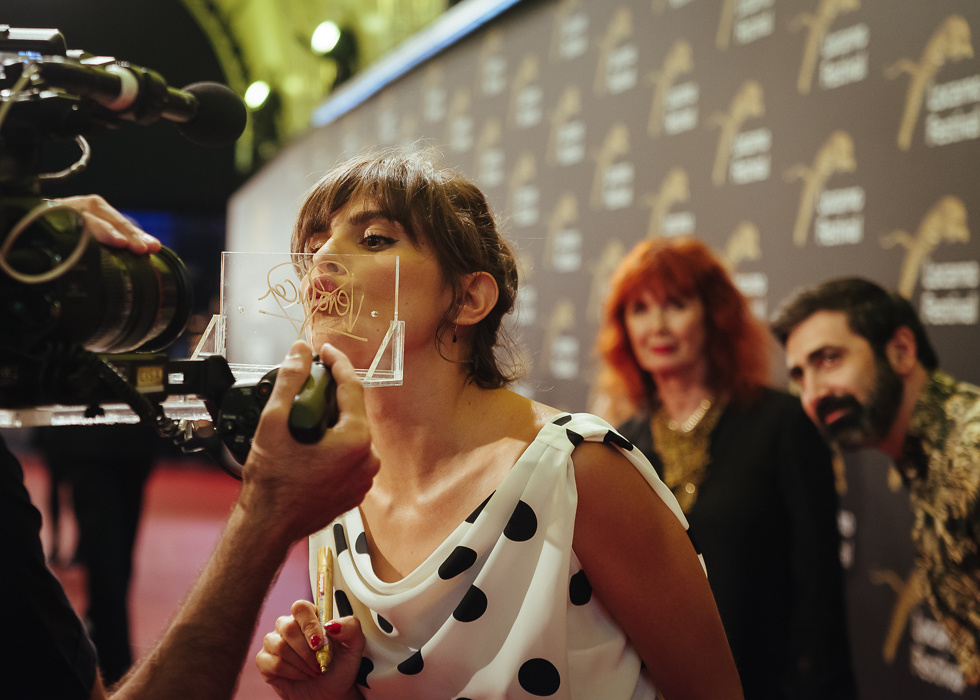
[292,148,524,388]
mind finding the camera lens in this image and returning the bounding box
[79,243,194,353]
[1,206,193,354]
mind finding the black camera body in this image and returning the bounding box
[0,27,325,474]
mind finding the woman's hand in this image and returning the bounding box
[257,600,366,700]
[57,194,161,253]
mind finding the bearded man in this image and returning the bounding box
[772,277,980,686]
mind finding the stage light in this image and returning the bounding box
[310,22,359,89]
[244,80,271,110]
[312,21,342,55]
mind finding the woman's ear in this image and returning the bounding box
[885,326,918,376]
[456,271,499,327]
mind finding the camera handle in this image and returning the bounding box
[215,359,339,468]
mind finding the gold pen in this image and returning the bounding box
[316,546,333,672]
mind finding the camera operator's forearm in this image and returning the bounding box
[106,499,295,700]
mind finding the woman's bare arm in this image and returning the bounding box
[572,442,743,700]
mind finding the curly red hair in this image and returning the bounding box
[595,236,770,413]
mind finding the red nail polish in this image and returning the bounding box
[325,621,342,634]
[310,635,322,648]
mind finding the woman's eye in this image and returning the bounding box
[362,234,396,250]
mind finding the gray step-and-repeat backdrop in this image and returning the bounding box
[228,0,980,696]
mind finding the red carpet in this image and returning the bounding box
[19,449,313,699]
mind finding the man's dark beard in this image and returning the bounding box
[815,356,904,451]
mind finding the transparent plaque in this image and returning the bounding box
[208,251,404,386]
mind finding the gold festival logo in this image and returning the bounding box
[644,167,690,238]
[550,0,585,61]
[881,195,970,299]
[479,28,505,93]
[475,117,503,163]
[785,130,857,247]
[508,53,540,127]
[648,40,694,137]
[790,0,861,95]
[445,88,472,148]
[543,193,580,270]
[594,6,633,97]
[886,15,974,151]
[716,0,737,51]
[507,152,538,218]
[422,64,446,123]
[545,299,580,383]
[719,221,762,271]
[708,80,765,186]
[546,86,583,166]
[870,567,928,667]
[587,240,627,325]
[545,299,577,358]
[590,122,631,209]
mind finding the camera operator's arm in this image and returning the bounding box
[97,340,379,700]
[58,194,161,253]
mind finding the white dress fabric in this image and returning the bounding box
[308,412,700,699]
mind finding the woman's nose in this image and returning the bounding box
[646,306,665,330]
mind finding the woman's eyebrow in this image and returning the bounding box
[347,209,391,226]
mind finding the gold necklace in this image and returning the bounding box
[650,397,723,513]
[667,397,713,432]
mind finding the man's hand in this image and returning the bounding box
[58,194,161,253]
[238,340,379,545]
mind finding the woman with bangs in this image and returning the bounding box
[593,236,857,700]
[255,151,743,699]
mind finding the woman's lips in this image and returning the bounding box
[305,275,339,304]
[311,275,339,295]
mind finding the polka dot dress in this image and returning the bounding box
[308,413,700,699]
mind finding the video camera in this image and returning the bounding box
[0,26,337,476]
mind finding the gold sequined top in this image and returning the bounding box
[899,370,980,685]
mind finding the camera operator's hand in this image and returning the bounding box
[58,194,162,254]
[238,339,379,545]
[99,340,377,700]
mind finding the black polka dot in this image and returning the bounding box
[438,546,478,579]
[504,500,537,542]
[553,414,572,426]
[356,656,374,688]
[565,429,584,446]
[332,523,349,555]
[397,650,424,675]
[466,492,494,523]
[603,430,633,451]
[335,589,353,618]
[569,570,592,606]
[453,585,488,622]
[377,613,393,634]
[518,658,561,696]
[355,531,369,554]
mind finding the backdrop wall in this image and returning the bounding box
[227,0,980,696]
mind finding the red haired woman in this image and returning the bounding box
[595,236,857,700]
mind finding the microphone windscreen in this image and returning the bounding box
[177,82,248,147]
